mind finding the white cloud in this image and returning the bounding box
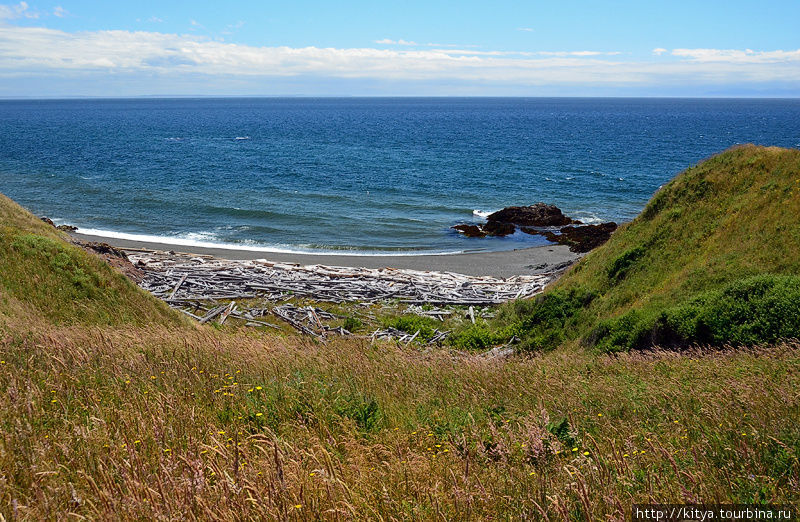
[147,16,164,23]
[0,1,38,20]
[652,48,667,55]
[670,48,800,63]
[516,27,534,32]
[0,25,797,89]
[375,38,419,46]
[53,5,67,18]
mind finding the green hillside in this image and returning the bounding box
[0,194,182,327]
[501,145,800,351]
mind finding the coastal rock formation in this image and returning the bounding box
[452,202,617,253]
[40,217,78,232]
[481,221,516,237]
[487,203,578,227]
[523,222,617,253]
[451,224,487,237]
[452,221,515,237]
[452,202,577,239]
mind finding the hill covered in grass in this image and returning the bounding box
[491,145,800,352]
[0,194,181,327]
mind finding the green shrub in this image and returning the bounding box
[660,274,800,346]
[500,288,597,352]
[334,393,382,432]
[592,275,800,352]
[449,322,509,351]
[546,417,576,447]
[381,314,438,342]
[342,316,363,333]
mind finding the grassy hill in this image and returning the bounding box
[0,148,799,519]
[496,145,800,352]
[0,194,181,327]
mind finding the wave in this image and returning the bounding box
[472,209,496,218]
[73,227,466,257]
[572,212,605,224]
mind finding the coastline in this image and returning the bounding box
[70,231,580,278]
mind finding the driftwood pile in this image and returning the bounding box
[127,249,555,306]
[124,248,557,342]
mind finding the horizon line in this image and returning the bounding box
[2,94,799,101]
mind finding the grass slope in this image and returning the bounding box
[0,194,181,327]
[501,145,800,351]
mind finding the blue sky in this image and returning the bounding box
[1,1,799,97]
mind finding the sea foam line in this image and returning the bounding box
[74,227,467,257]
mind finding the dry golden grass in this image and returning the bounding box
[1,312,798,520]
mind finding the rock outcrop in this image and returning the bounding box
[73,240,145,283]
[522,222,617,253]
[451,224,487,238]
[487,203,578,227]
[452,202,617,253]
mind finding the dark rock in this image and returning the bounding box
[56,224,77,232]
[559,223,617,252]
[40,216,55,226]
[72,240,144,283]
[523,222,617,253]
[487,203,576,227]
[452,224,487,238]
[481,221,515,237]
[83,242,130,260]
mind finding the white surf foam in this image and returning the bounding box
[74,227,466,257]
[472,209,496,218]
[572,213,605,224]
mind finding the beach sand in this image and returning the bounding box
[71,232,580,278]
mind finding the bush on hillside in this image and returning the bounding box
[449,321,510,351]
[500,288,597,352]
[381,314,439,342]
[592,275,800,352]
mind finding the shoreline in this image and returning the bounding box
[70,232,581,278]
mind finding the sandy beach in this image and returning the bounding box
[70,232,580,278]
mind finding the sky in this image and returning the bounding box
[0,0,799,97]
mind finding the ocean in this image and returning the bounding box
[1,97,798,255]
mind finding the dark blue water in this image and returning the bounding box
[1,98,798,254]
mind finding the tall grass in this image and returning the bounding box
[0,315,797,519]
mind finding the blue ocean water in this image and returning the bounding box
[1,98,798,255]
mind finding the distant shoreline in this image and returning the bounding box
[70,231,580,278]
